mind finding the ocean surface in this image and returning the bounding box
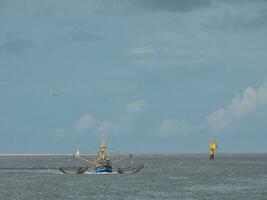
[0,154,266,200]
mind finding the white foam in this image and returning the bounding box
[83,171,119,175]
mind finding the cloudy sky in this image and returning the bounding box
[0,0,267,153]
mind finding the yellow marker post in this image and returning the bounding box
[209,141,217,160]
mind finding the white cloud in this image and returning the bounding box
[229,85,267,117]
[131,47,146,55]
[49,100,146,139]
[96,120,119,135]
[93,99,146,136]
[45,114,95,140]
[154,82,267,138]
[73,114,95,132]
[126,99,145,113]
[206,82,267,130]
[130,45,158,55]
[206,108,225,123]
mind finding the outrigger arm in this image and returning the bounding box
[112,154,132,164]
[74,154,97,165]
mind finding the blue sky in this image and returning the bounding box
[0,0,267,153]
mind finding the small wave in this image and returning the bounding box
[0,168,62,174]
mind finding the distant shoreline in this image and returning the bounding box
[0,153,267,156]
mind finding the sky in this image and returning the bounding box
[0,0,267,153]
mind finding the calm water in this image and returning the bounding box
[0,154,266,200]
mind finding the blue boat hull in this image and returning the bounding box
[95,165,112,173]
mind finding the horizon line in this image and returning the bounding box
[0,152,267,156]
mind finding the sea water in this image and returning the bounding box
[0,154,266,200]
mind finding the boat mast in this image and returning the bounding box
[97,140,108,160]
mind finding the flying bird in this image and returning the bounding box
[52,92,59,96]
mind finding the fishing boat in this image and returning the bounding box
[94,141,112,173]
[70,140,134,174]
